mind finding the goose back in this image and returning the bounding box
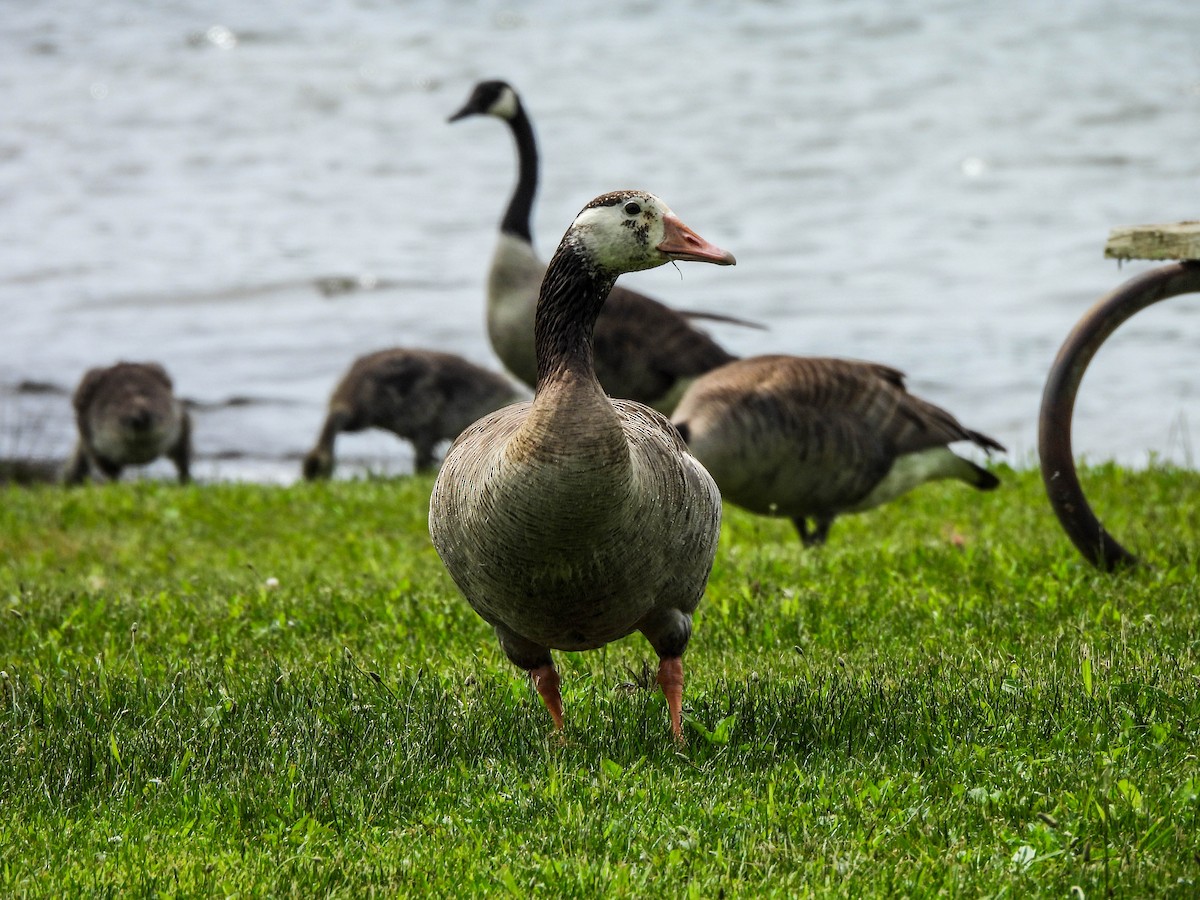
[304,348,522,478]
[672,354,1002,524]
[594,285,736,413]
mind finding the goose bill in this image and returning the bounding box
[657,214,736,266]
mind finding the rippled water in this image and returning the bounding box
[3,0,1198,481]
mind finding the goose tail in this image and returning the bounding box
[965,459,1001,491]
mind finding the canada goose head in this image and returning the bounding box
[561,190,736,276]
[448,80,520,123]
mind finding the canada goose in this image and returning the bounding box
[429,190,735,740]
[302,347,523,479]
[671,355,1003,545]
[64,361,192,484]
[449,80,738,413]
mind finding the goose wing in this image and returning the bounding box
[592,286,736,410]
[673,356,1001,515]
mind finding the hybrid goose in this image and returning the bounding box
[671,355,1003,545]
[302,348,522,479]
[449,80,739,414]
[65,361,192,484]
[429,190,735,740]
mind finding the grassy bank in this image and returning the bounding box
[1,465,1198,897]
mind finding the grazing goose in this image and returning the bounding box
[64,361,192,484]
[449,80,739,413]
[671,355,1004,546]
[302,348,523,479]
[429,190,735,740]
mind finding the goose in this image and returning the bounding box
[449,80,740,414]
[302,348,524,479]
[429,190,735,740]
[671,355,1003,546]
[64,361,192,484]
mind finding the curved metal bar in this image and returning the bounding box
[1039,260,1200,570]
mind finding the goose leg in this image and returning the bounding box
[792,515,833,547]
[412,436,437,473]
[792,517,815,545]
[641,610,692,742]
[529,663,564,730]
[94,455,123,482]
[657,656,685,743]
[63,443,91,485]
[169,413,193,484]
[496,626,564,731]
[810,515,834,546]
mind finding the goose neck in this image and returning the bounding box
[500,107,538,243]
[533,245,616,392]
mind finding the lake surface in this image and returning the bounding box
[3,0,1198,482]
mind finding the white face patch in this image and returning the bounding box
[568,195,673,273]
[488,85,520,120]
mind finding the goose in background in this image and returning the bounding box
[64,361,192,484]
[430,190,735,740]
[671,355,1004,546]
[303,348,523,479]
[449,80,744,414]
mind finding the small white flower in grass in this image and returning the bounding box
[265,577,280,590]
[1011,844,1035,870]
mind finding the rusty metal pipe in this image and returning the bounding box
[1038,260,1200,570]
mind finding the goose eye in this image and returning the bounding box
[623,200,642,216]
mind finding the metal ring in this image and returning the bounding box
[1038,260,1200,570]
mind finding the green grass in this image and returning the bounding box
[1,464,1198,897]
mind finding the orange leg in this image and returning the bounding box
[530,664,564,730]
[657,656,685,743]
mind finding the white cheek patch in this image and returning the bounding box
[489,85,520,119]
[568,203,666,272]
[570,207,620,261]
[571,206,608,232]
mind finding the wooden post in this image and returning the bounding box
[1104,221,1200,262]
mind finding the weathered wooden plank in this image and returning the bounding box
[1104,221,1200,261]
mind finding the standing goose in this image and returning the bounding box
[449,80,738,413]
[64,361,192,485]
[429,190,735,740]
[671,355,1003,546]
[302,348,523,479]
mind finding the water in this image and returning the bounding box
[3,0,1199,482]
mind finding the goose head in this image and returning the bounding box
[533,190,734,390]
[560,190,736,276]
[448,80,520,122]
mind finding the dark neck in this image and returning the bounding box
[533,242,616,392]
[500,106,538,243]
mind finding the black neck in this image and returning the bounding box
[533,241,616,391]
[500,106,538,243]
